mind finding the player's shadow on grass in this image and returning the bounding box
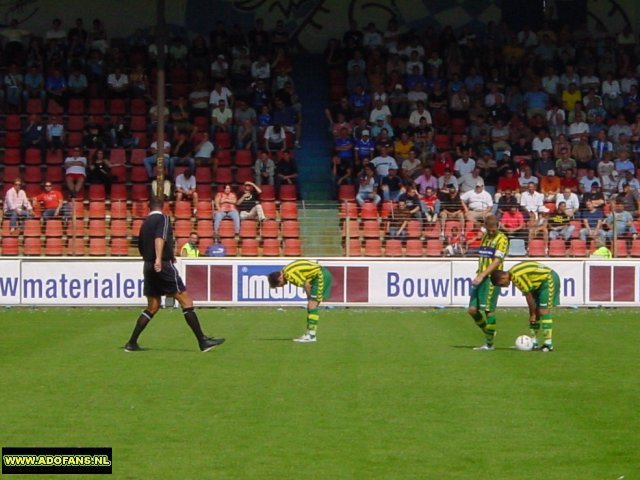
[452,345,515,351]
[256,337,296,341]
[117,347,195,353]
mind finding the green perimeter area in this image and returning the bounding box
[0,307,638,479]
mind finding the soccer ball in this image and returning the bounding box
[515,335,534,351]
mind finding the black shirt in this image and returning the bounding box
[138,211,174,261]
[238,190,259,212]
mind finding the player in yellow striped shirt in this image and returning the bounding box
[268,259,333,343]
[490,261,560,352]
[467,215,510,350]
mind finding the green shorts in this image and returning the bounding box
[534,271,560,309]
[468,276,501,312]
[309,267,333,302]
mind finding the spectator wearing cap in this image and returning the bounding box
[354,129,375,165]
[540,170,562,202]
[388,83,409,118]
[461,182,493,223]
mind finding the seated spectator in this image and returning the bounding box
[408,100,432,129]
[45,67,67,109]
[213,184,240,238]
[108,116,138,148]
[170,96,192,134]
[175,168,198,213]
[210,54,229,81]
[528,210,549,244]
[46,115,64,151]
[579,199,605,241]
[572,135,594,169]
[592,129,614,163]
[251,54,271,83]
[87,149,118,195]
[147,101,172,137]
[494,188,519,217]
[189,80,211,118]
[168,131,195,179]
[272,96,301,149]
[581,182,606,209]
[548,201,575,240]
[210,99,233,135]
[180,232,200,258]
[143,138,171,179]
[32,181,67,221]
[355,164,380,206]
[22,64,46,106]
[601,200,637,239]
[579,169,600,194]
[4,63,23,112]
[556,187,580,216]
[64,147,87,197]
[83,115,107,149]
[500,204,526,239]
[371,146,398,180]
[614,150,635,175]
[589,236,612,258]
[400,149,422,181]
[540,169,561,202]
[437,169,459,192]
[264,124,286,153]
[106,66,129,99]
[129,63,151,101]
[247,151,274,187]
[494,168,520,202]
[393,132,414,163]
[398,183,424,223]
[454,149,476,177]
[3,179,33,233]
[237,181,265,221]
[459,167,485,194]
[461,182,493,224]
[380,167,403,202]
[518,165,537,193]
[555,147,577,175]
[354,129,376,165]
[420,186,440,222]
[520,182,548,218]
[617,179,640,216]
[234,99,257,150]
[560,168,579,192]
[274,150,299,198]
[194,132,214,166]
[439,186,465,235]
[21,114,46,155]
[385,200,411,240]
[443,225,467,256]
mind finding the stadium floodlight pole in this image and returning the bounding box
[155,0,167,199]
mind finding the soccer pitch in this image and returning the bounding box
[1,307,638,479]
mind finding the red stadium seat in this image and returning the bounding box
[385,239,403,257]
[346,238,362,256]
[283,238,302,256]
[363,239,383,256]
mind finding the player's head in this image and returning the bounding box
[484,215,499,234]
[149,196,163,212]
[490,269,510,287]
[268,271,285,289]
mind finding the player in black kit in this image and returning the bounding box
[124,197,225,352]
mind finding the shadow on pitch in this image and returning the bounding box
[118,346,195,353]
[452,345,515,351]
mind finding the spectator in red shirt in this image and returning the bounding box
[499,204,526,239]
[32,182,67,221]
[432,153,454,178]
[560,168,579,192]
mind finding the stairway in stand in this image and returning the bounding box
[292,54,332,201]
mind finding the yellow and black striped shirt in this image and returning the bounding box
[508,261,553,293]
[476,231,509,274]
[283,260,322,288]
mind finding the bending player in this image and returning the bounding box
[268,259,333,343]
[490,261,560,352]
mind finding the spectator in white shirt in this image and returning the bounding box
[520,182,547,218]
[461,183,493,223]
[454,149,476,177]
[531,128,553,158]
[555,187,580,216]
[601,72,623,113]
[3,178,33,232]
[106,67,129,99]
[175,168,198,212]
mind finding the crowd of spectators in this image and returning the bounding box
[1,17,305,244]
[325,19,640,254]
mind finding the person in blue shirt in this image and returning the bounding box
[579,199,605,241]
[354,129,375,165]
[349,84,370,119]
[523,83,549,118]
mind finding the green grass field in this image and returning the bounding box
[1,306,638,479]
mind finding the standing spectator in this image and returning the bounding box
[253,150,276,186]
[175,168,198,213]
[213,184,240,238]
[64,147,88,197]
[32,181,67,222]
[237,181,266,221]
[4,179,33,233]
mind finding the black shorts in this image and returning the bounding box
[143,261,186,297]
